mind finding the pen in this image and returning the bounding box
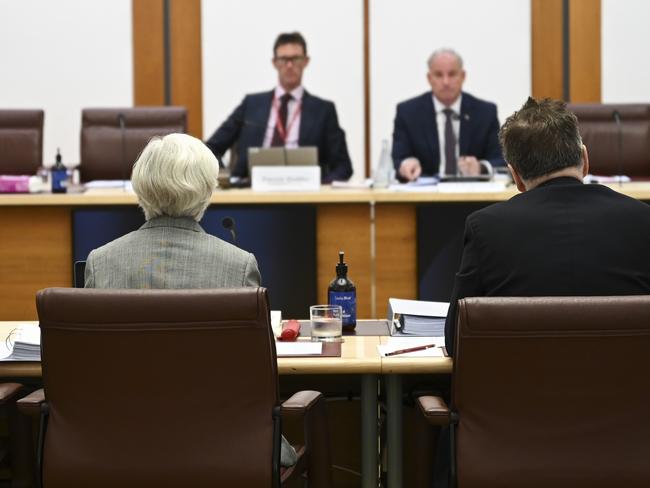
[385,343,438,356]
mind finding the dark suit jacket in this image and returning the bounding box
[391,91,504,175]
[445,177,650,355]
[205,89,353,182]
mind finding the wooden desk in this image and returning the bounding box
[3,183,649,320]
[4,182,649,321]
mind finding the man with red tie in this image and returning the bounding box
[206,32,353,183]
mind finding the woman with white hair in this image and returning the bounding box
[84,133,260,289]
[84,133,298,467]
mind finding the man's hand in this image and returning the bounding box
[458,156,481,176]
[398,158,422,181]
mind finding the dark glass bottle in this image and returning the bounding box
[51,148,67,194]
[328,251,357,331]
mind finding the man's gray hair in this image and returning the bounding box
[427,48,464,69]
[131,133,219,222]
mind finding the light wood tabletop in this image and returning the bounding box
[0,321,453,377]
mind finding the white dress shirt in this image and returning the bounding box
[262,86,304,148]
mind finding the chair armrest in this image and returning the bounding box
[417,395,451,426]
[282,391,332,488]
[16,388,45,417]
[282,390,322,415]
[0,383,23,404]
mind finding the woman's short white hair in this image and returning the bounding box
[131,133,219,221]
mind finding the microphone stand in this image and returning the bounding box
[118,113,127,191]
[613,110,623,188]
[221,216,237,244]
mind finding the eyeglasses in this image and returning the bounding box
[274,55,306,66]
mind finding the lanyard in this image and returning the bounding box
[272,96,302,144]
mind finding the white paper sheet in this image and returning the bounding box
[275,341,323,356]
[378,337,445,357]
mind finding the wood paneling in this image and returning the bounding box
[317,204,372,318]
[375,204,417,312]
[316,203,416,319]
[569,0,601,102]
[132,0,165,106]
[0,208,72,320]
[532,0,564,99]
[132,0,203,136]
[170,0,203,137]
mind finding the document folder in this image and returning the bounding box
[387,298,449,337]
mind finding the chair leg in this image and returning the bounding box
[304,396,332,488]
[7,397,36,488]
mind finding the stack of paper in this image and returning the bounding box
[388,298,449,337]
[1,325,41,361]
[398,315,445,336]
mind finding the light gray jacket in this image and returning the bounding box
[85,216,260,289]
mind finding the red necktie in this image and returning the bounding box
[271,93,293,147]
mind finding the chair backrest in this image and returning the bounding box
[80,107,187,182]
[0,109,44,175]
[36,287,280,487]
[452,296,650,488]
[568,103,650,177]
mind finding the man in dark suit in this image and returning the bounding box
[205,32,353,183]
[445,97,650,355]
[392,48,504,181]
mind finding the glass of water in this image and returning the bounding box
[310,305,343,342]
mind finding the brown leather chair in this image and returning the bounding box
[19,287,331,488]
[567,103,650,177]
[419,296,650,488]
[80,107,186,182]
[0,110,44,175]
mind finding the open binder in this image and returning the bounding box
[387,298,449,337]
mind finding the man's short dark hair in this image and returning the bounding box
[499,97,583,181]
[273,32,307,57]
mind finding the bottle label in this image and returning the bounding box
[329,291,356,327]
[51,169,67,193]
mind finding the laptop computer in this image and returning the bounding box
[248,146,319,169]
[285,147,318,166]
[248,147,285,167]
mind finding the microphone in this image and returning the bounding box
[117,112,127,190]
[612,109,623,187]
[221,216,237,244]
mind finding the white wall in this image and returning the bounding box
[602,0,650,103]
[201,0,365,179]
[370,0,531,168]
[0,0,133,166]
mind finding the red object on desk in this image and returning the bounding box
[280,320,301,341]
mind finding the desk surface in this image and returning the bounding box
[0,321,452,377]
[2,182,650,206]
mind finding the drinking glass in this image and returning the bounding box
[310,305,343,342]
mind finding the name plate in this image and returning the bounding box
[251,166,321,192]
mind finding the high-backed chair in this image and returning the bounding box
[80,107,186,182]
[419,296,650,488]
[19,287,331,488]
[567,103,650,177]
[0,109,44,175]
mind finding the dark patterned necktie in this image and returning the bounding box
[271,93,293,147]
[443,108,457,175]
